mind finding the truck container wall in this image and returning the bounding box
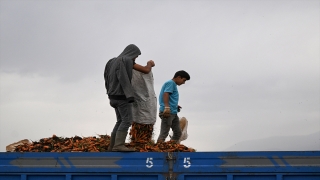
[1,151,319,180]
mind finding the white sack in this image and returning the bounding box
[169,117,189,143]
[179,117,188,143]
[131,70,157,124]
[6,139,31,152]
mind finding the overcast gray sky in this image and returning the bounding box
[0,0,319,152]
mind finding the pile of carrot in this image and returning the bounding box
[14,134,111,152]
[13,134,195,152]
[128,122,195,152]
[127,140,195,152]
[129,122,154,143]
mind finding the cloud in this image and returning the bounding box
[0,72,115,150]
[224,131,320,151]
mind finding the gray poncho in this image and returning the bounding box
[104,44,141,103]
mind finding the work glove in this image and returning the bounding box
[163,107,171,118]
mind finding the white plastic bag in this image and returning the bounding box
[169,117,189,143]
[178,117,188,143]
[131,70,157,124]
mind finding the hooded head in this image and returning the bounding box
[118,44,141,60]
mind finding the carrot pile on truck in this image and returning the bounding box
[11,133,195,153]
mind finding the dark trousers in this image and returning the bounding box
[109,99,133,133]
[157,112,182,142]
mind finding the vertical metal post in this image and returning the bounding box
[111,174,117,180]
[21,174,26,180]
[227,174,233,180]
[276,174,283,180]
[65,174,71,180]
[166,152,176,180]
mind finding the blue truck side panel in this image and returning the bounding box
[1,151,319,180]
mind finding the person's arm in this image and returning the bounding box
[162,92,171,117]
[133,60,155,74]
[163,92,170,108]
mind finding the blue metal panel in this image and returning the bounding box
[233,175,276,180]
[26,175,65,180]
[175,151,320,173]
[70,175,112,180]
[0,175,20,180]
[0,152,167,173]
[117,175,159,180]
[0,151,319,180]
[182,175,227,180]
[283,175,320,180]
[177,174,320,180]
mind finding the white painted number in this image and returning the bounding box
[184,157,191,168]
[146,157,153,168]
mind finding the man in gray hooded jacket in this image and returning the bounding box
[104,44,155,151]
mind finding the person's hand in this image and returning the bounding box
[147,60,155,67]
[163,107,171,118]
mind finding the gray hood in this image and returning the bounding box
[104,44,141,103]
[118,44,141,60]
